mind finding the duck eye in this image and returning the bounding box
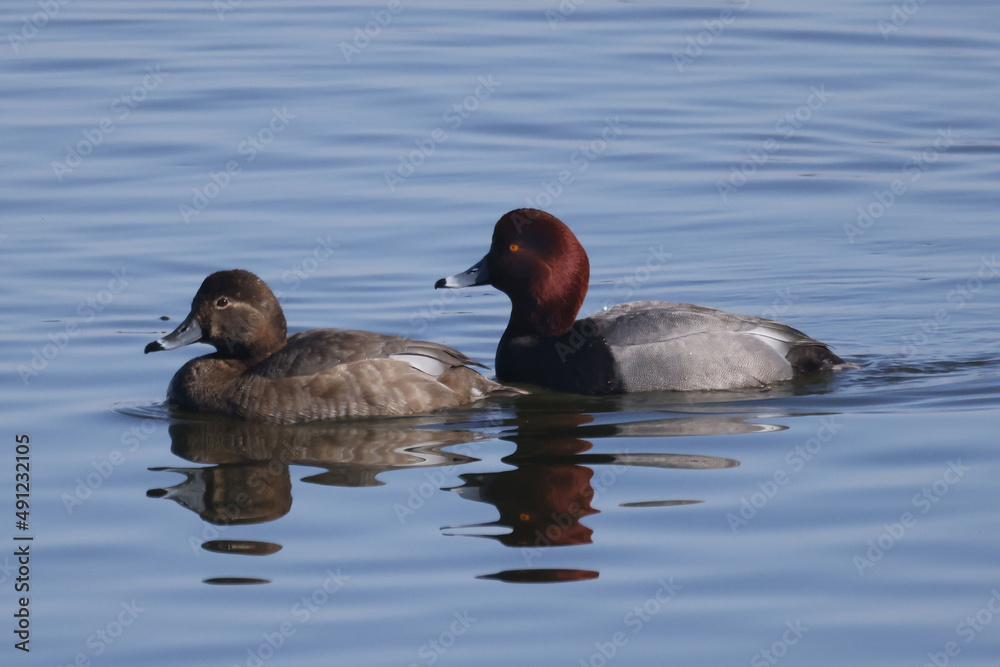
[216,297,230,308]
[509,244,519,252]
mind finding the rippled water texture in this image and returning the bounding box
[1,0,998,665]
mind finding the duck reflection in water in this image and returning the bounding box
[444,409,746,579]
[146,416,485,562]
[145,398,781,582]
[148,458,293,526]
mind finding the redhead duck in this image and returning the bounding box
[145,270,518,424]
[436,209,853,394]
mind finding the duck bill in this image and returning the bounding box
[435,255,490,289]
[144,313,204,354]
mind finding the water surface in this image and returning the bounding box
[2,0,999,665]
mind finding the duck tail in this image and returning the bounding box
[786,341,859,373]
[438,367,528,399]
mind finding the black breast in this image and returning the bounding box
[497,319,619,395]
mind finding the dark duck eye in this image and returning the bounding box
[216,297,230,309]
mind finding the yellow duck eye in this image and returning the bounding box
[509,244,519,252]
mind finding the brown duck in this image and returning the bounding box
[145,269,519,424]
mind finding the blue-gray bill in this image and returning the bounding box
[144,314,203,354]
[435,255,490,289]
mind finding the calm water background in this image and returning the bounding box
[2,0,999,665]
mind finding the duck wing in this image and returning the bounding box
[584,302,845,391]
[251,329,487,380]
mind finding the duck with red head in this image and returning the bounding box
[436,209,854,394]
[146,269,522,424]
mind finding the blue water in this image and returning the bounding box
[2,0,999,665]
